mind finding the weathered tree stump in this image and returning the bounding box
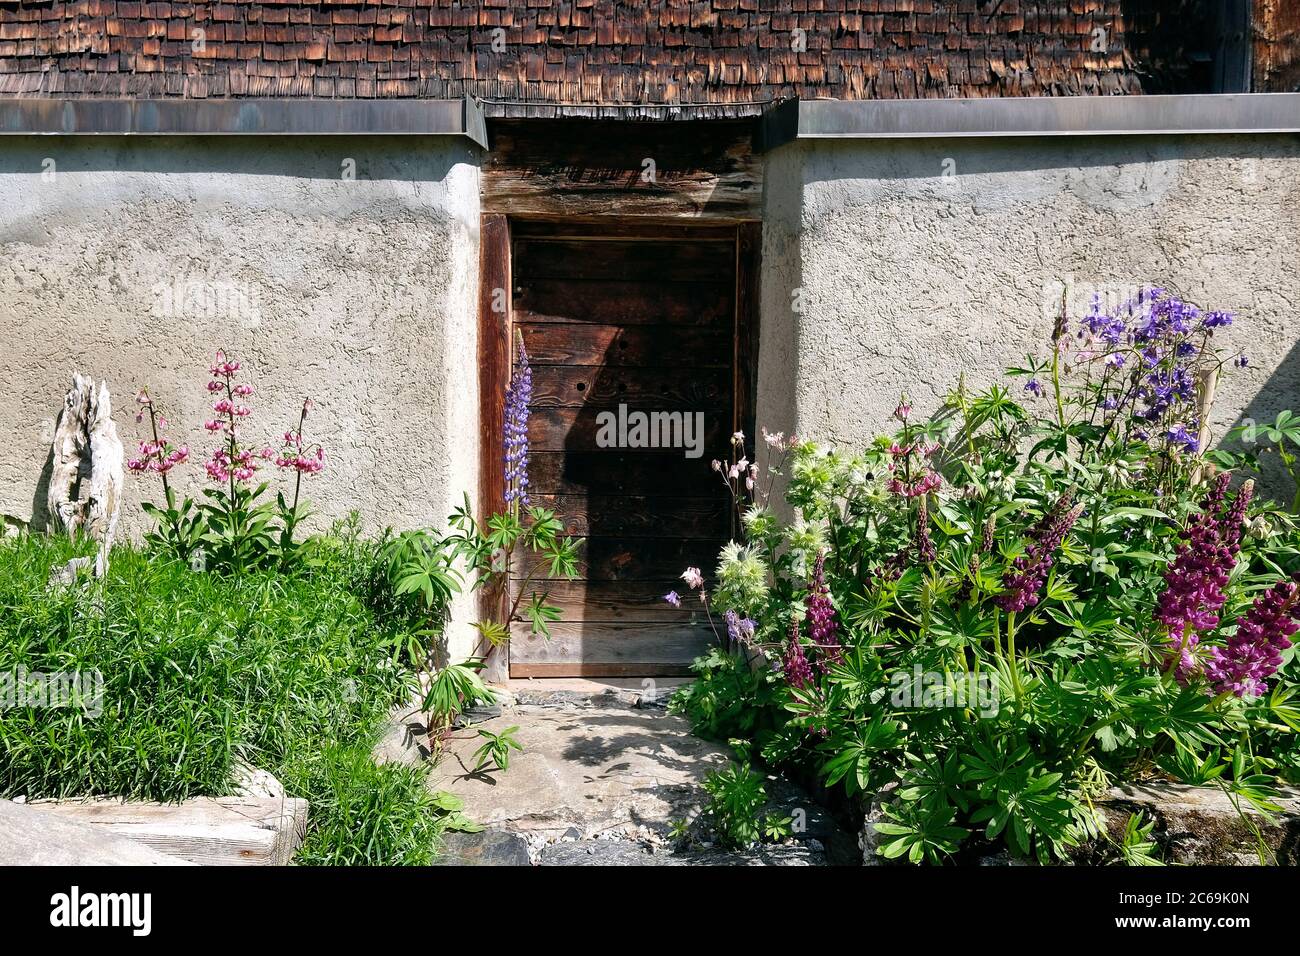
[46,374,124,578]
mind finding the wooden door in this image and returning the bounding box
[508,222,744,677]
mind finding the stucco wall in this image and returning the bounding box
[0,135,483,656]
[759,132,1300,497]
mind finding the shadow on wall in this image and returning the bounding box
[1220,336,1300,504]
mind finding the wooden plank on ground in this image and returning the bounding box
[30,796,309,866]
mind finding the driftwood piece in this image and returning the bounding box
[29,795,309,866]
[0,800,195,866]
[46,373,124,577]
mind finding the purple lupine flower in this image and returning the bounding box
[806,552,842,668]
[783,616,813,688]
[1155,475,1254,680]
[1205,577,1300,697]
[504,336,532,507]
[994,492,1085,614]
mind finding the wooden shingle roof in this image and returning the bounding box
[0,1,1274,114]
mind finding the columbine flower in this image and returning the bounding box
[1024,379,1043,397]
[724,609,756,647]
[1204,577,1300,697]
[663,590,682,609]
[783,615,813,689]
[504,336,532,508]
[680,567,704,590]
[994,491,1085,613]
[1165,423,1199,454]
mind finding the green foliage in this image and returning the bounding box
[669,647,783,743]
[423,661,494,725]
[0,531,448,865]
[445,494,579,649]
[471,725,523,773]
[700,762,776,849]
[673,320,1300,864]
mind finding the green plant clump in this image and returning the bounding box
[0,529,455,865]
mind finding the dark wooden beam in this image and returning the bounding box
[478,213,511,684]
[482,120,763,222]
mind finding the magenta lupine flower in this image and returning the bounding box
[806,551,842,667]
[994,492,1085,613]
[783,616,814,689]
[1204,578,1299,697]
[504,337,532,508]
[1155,475,1253,679]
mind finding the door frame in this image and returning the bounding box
[477,215,760,681]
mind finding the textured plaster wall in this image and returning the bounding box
[0,136,483,657]
[758,133,1300,496]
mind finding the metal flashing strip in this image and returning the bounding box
[0,96,488,148]
[792,93,1300,142]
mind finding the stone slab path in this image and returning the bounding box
[391,684,855,866]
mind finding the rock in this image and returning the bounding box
[0,800,193,866]
[373,697,431,768]
[1098,782,1300,865]
[230,761,285,799]
[454,702,503,728]
[426,703,731,837]
[858,783,899,866]
[539,838,826,866]
[435,829,531,866]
